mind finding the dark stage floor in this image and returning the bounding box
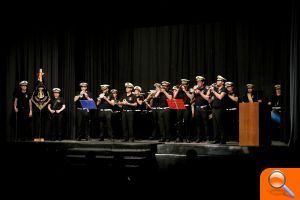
[0,139,295,198]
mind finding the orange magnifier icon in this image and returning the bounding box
[268,170,295,198]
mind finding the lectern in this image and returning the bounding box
[239,102,260,146]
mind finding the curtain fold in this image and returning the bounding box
[289,0,300,149]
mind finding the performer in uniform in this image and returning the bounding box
[193,76,210,143]
[134,85,147,139]
[74,82,93,141]
[242,84,262,103]
[224,82,239,141]
[210,75,227,144]
[268,84,284,141]
[110,89,122,139]
[13,81,33,141]
[118,82,137,142]
[97,84,115,141]
[173,79,193,142]
[145,83,161,140]
[134,86,146,111]
[154,81,172,142]
[47,88,66,141]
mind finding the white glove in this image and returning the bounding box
[79,91,84,98]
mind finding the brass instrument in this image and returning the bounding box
[209,83,217,91]
[79,90,85,98]
[178,84,188,91]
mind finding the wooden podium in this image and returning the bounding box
[239,102,260,146]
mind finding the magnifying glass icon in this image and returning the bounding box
[268,170,295,198]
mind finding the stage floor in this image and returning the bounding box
[0,138,292,198]
[12,139,288,158]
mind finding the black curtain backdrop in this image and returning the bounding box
[1,1,294,143]
[289,0,300,149]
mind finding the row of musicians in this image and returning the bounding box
[73,75,282,143]
[13,75,282,142]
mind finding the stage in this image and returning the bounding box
[0,138,294,198]
[2,139,288,170]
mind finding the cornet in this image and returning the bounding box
[79,91,85,98]
[97,93,105,101]
[209,83,217,90]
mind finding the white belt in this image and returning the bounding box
[155,107,169,110]
[77,108,89,112]
[99,109,112,112]
[196,105,207,109]
[272,107,281,110]
[226,108,237,111]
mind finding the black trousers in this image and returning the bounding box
[225,110,238,141]
[16,111,32,141]
[134,111,148,139]
[122,111,134,140]
[195,107,209,141]
[49,113,63,140]
[157,109,171,140]
[98,110,113,139]
[176,109,191,139]
[212,108,226,143]
[150,110,159,138]
[112,111,122,139]
[76,109,90,139]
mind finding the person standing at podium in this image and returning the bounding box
[242,84,262,103]
[210,75,227,144]
[74,82,93,141]
[97,84,115,141]
[224,82,239,141]
[193,76,210,143]
[154,81,172,142]
[118,82,137,142]
[173,79,194,143]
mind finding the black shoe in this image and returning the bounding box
[99,138,104,141]
[220,141,226,144]
[76,137,82,141]
[186,139,191,143]
[166,138,171,142]
[122,139,129,142]
[212,141,220,144]
[148,136,155,140]
[130,138,135,142]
